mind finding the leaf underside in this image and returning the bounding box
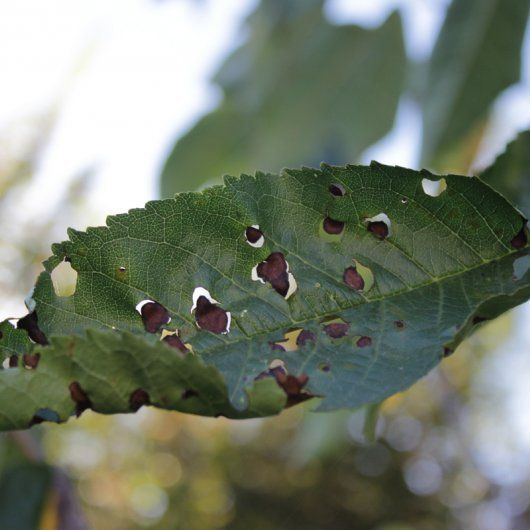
[0,162,528,431]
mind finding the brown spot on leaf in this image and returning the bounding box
[245,226,263,244]
[367,221,389,239]
[195,296,230,334]
[140,302,170,333]
[443,347,454,358]
[256,252,291,297]
[296,330,316,346]
[9,355,18,368]
[23,353,40,369]
[511,221,528,249]
[357,336,372,348]
[324,322,350,338]
[17,312,48,345]
[274,372,313,407]
[163,334,189,353]
[329,183,345,196]
[69,381,92,417]
[472,316,489,325]
[0,331,3,339]
[394,320,405,330]
[130,389,150,411]
[182,389,198,400]
[319,363,330,372]
[323,217,345,235]
[343,266,364,290]
[269,342,286,352]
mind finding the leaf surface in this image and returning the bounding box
[0,163,528,430]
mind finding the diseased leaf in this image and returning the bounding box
[0,162,528,431]
[481,131,530,217]
[160,2,406,195]
[421,0,530,169]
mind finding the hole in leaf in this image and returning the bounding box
[2,356,18,369]
[245,225,264,248]
[17,312,48,345]
[356,336,372,348]
[270,329,304,352]
[130,389,150,411]
[401,197,408,204]
[366,213,392,239]
[421,177,447,197]
[29,408,60,427]
[329,183,345,196]
[23,353,40,369]
[511,220,528,249]
[323,318,350,338]
[51,259,78,297]
[191,288,231,334]
[118,266,126,272]
[69,381,92,417]
[252,252,297,299]
[136,300,171,333]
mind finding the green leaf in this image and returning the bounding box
[481,131,530,217]
[0,162,528,431]
[160,3,406,195]
[421,0,530,169]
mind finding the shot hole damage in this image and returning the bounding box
[245,225,264,248]
[421,177,447,197]
[17,312,49,346]
[191,287,231,334]
[51,259,78,297]
[136,300,171,333]
[365,213,392,239]
[69,381,92,417]
[2,356,18,369]
[252,252,297,299]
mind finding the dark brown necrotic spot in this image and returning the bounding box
[472,316,489,325]
[163,334,188,353]
[69,381,92,417]
[256,252,290,297]
[140,302,170,333]
[324,322,350,338]
[17,312,48,345]
[296,330,316,346]
[245,226,263,244]
[356,336,372,348]
[9,355,18,368]
[182,389,198,400]
[323,217,345,235]
[367,221,389,239]
[329,183,345,196]
[343,266,364,290]
[274,372,313,407]
[130,389,150,411]
[195,296,229,334]
[394,320,405,330]
[443,347,454,358]
[0,331,3,340]
[511,221,528,249]
[23,353,40,369]
[319,363,330,372]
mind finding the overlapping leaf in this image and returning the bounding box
[160,1,406,195]
[421,0,530,170]
[0,162,528,431]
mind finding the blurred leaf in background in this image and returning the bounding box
[160,0,406,195]
[421,0,530,172]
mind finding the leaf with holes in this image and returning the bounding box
[0,162,529,431]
